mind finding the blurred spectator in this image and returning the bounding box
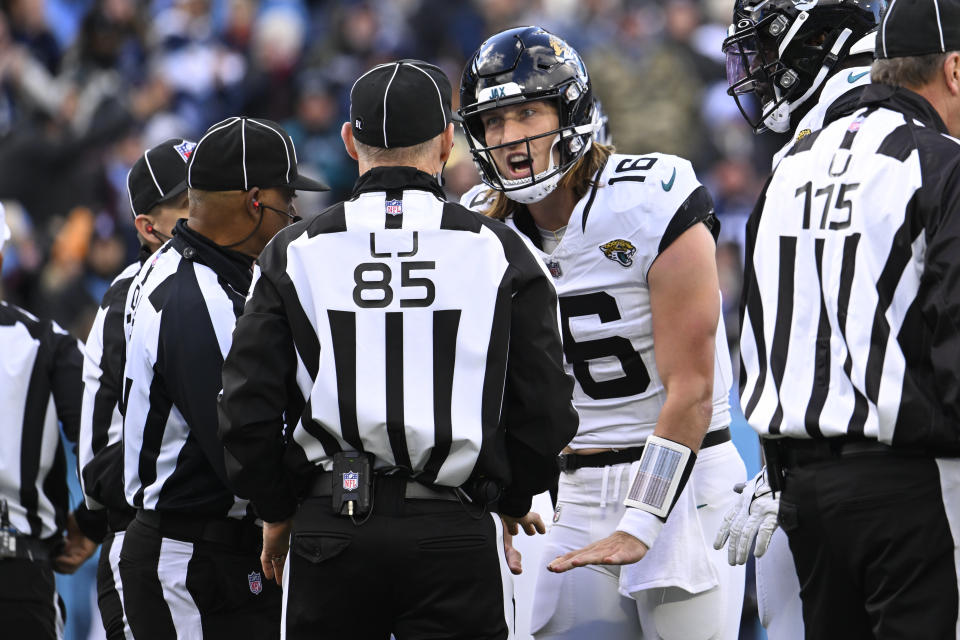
[282,70,352,206]
[5,0,61,73]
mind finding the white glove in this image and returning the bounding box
[713,467,780,566]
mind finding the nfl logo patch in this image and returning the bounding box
[173,140,196,162]
[385,199,403,215]
[342,471,359,491]
[248,571,263,595]
[546,260,562,278]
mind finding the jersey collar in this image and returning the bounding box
[171,218,255,296]
[351,166,446,200]
[859,83,950,135]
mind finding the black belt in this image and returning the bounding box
[764,435,930,470]
[559,426,732,473]
[135,510,262,549]
[308,473,460,502]
[1,535,58,565]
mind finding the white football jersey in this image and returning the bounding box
[461,154,732,449]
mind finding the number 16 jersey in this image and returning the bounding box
[462,153,733,449]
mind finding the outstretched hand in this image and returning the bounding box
[547,531,648,573]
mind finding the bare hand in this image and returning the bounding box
[502,529,523,575]
[500,512,546,536]
[54,513,97,574]
[547,531,648,573]
[261,519,292,587]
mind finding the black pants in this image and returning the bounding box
[286,481,512,640]
[97,530,128,640]
[0,557,64,640]
[119,517,282,640]
[779,454,959,639]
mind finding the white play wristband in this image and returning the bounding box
[616,507,664,549]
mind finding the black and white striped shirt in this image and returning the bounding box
[79,251,147,518]
[122,219,254,518]
[218,167,578,521]
[740,84,960,450]
[0,301,83,539]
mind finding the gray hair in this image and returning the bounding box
[353,135,440,166]
[871,53,950,89]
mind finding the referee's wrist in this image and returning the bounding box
[616,507,664,549]
[253,495,298,524]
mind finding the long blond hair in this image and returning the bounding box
[483,142,614,221]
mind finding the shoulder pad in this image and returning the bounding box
[459,184,498,213]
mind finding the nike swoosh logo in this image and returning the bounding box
[847,71,869,83]
[696,503,708,510]
[661,167,677,191]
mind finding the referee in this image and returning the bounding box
[721,2,960,637]
[0,203,93,638]
[218,59,578,640]
[119,117,328,639]
[78,137,193,639]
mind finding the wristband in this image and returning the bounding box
[623,435,696,519]
[616,507,664,549]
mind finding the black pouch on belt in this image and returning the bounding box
[332,451,372,517]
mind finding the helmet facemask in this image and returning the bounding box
[722,0,885,134]
[461,90,597,204]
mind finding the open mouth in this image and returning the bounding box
[504,152,533,179]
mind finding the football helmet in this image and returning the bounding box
[459,27,600,204]
[723,0,884,133]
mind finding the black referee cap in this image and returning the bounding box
[127,138,195,220]
[187,117,329,192]
[350,59,459,149]
[877,0,960,59]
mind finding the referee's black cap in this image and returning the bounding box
[877,0,960,59]
[127,138,195,221]
[187,117,329,192]
[350,59,460,149]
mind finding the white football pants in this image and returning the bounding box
[531,441,747,640]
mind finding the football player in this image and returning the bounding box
[714,2,883,639]
[459,26,747,639]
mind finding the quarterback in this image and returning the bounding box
[459,27,746,639]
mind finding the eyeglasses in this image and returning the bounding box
[256,201,301,224]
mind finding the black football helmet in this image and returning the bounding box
[722,0,884,133]
[459,26,600,204]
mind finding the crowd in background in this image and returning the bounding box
[0,0,785,346]
[1,1,782,637]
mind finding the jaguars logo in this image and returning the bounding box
[599,239,637,268]
[796,128,812,142]
[549,35,566,58]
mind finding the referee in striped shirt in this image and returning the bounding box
[119,118,328,639]
[722,2,960,637]
[78,137,193,639]
[218,60,578,639]
[0,204,96,638]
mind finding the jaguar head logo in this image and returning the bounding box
[599,239,637,268]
